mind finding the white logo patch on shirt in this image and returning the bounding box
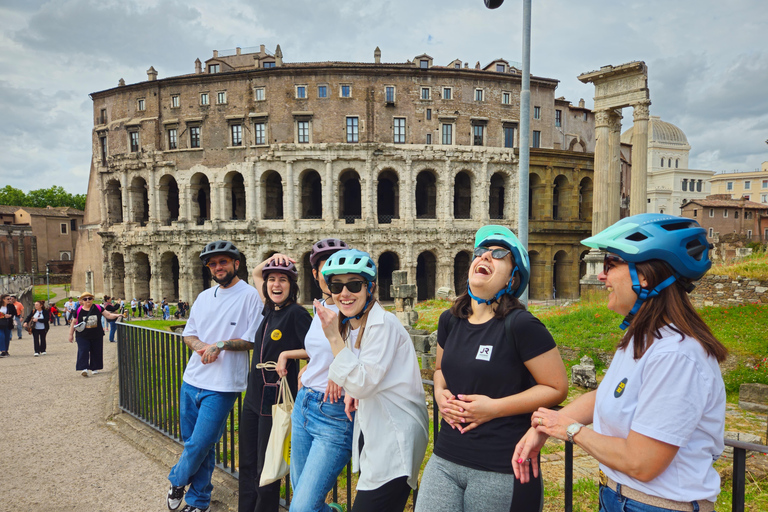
[476,345,493,361]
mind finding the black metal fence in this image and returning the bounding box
[117,323,766,511]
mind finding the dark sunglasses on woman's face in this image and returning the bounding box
[603,255,627,275]
[329,280,366,294]
[473,246,512,259]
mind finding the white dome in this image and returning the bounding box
[621,116,689,147]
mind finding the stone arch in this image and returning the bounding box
[129,176,149,225]
[111,252,125,299]
[236,252,249,285]
[529,172,544,220]
[262,170,284,219]
[416,250,437,300]
[133,251,151,300]
[453,251,471,296]
[190,172,211,224]
[160,251,180,301]
[223,171,246,220]
[105,179,123,224]
[579,177,593,221]
[339,169,362,222]
[553,175,569,220]
[158,174,180,225]
[301,251,323,304]
[377,169,399,223]
[377,251,400,301]
[489,172,506,219]
[568,137,585,152]
[453,171,472,219]
[300,169,323,219]
[415,170,437,219]
[552,250,569,299]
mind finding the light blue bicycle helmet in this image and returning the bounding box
[321,249,377,323]
[469,225,531,304]
[582,213,712,329]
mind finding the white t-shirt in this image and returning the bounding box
[593,325,725,502]
[302,301,359,392]
[182,280,264,393]
[33,311,45,330]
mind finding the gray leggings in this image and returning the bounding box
[415,454,515,512]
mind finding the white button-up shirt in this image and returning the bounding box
[329,302,429,490]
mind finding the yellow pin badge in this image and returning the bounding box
[271,329,282,341]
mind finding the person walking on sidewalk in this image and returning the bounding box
[68,292,123,377]
[64,297,76,325]
[166,241,264,512]
[103,296,120,343]
[11,296,24,340]
[23,300,50,356]
[0,294,17,357]
[49,303,61,326]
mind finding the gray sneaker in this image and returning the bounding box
[166,485,186,510]
[180,505,209,512]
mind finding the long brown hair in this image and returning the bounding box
[337,281,378,349]
[449,250,526,320]
[622,260,727,362]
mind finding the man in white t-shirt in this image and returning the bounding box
[64,298,76,325]
[166,241,263,512]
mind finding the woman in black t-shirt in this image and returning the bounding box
[67,292,124,377]
[240,255,312,512]
[416,225,568,512]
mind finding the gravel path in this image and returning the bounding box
[0,290,171,511]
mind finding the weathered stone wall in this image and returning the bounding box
[690,274,768,307]
[0,224,36,275]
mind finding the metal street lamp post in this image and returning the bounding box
[484,0,532,305]
[46,263,50,304]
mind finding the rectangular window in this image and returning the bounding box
[168,128,177,150]
[341,85,351,98]
[474,89,484,102]
[748,230,753,238]
[297,121,310,143]
[318,85,327,98]
[502,92,511,105]
[583,112,588,121]
[171,95,180,108]
[709,208,714,217]
[217,91,226,104]
[443,87,452,100]
[420,60,429,69]
[693,209,698,217]
[99,136,107,164]
[296,86,306,99]
[263,62,275,68]
[421,87,430,100]
[735,210,739,219]
[454,63,461,69]
[385,86,395,103]
[254,88,265,101]
[442,123,453,145]
[503,126,515,148]
[709,228,714,237]
[744,194,751,201]
[723,209,728,218]
[426,133,432,145]
[100,109,107,124]
[346,117,359,143]
[393,118,406,144]
[532,130,541,148]
[254,122,266,145]
[190,126,200,148]
[697,180,702,192]
[200,93,209,105]
[762,194,767,203]
[231,124,242,146]
[745,180,751,190]
[70,219,76,231]
[746,211,753,219]
[682,179,688,192]
[137,99,145,111]
[555,109,562,127]
[129,131,139,152]
[533,106,541,119]
[473,125,484,146]
[426,109,432,121]
[496,63,505,73]
[60,223,67,235]
[208,64,220,73]
[727,182,733,191]
[762,179,768,189]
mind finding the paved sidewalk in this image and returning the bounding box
[0,320,172,510]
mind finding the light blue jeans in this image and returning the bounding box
[168,381,239,509]
[290,387,354,512]
[599,484,708,512]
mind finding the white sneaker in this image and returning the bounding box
[34,353,39,357]
[92,370,99,375]
[41,352,47,355]
[81,369,89,377]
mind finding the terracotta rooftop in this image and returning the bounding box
[16,206,85,217]
[683,198,768,210]
[0,205,19,215]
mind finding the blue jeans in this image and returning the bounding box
[599,484,705,512]
[290,387,354,512]
[168,382,239,509]
[15,316,23,338]
[108,320,117,342]
[0,328,9,352]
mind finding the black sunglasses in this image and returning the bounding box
[603,255,627,275]
[473,246,512,259]
[329,280,366,294]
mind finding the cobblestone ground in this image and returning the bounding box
[0,301,171,511]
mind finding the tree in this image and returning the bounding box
[0,185,28,206]
[0,185,86,210]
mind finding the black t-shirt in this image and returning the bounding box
[434,309,557,473]
[243,302,311,415]
[76,305,104,341]
[105,302,120,313]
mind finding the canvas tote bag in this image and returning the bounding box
[259,376,294,486]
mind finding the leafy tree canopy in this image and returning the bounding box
[0,185,86,211]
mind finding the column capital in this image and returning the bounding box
[594,109,612,127]
[607,109,623,133]
[633,100,651,121]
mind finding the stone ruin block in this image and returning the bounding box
[739,383,768,413]
[392,270,408,286]
[436,287,453,300]
[391,284,417,299]
[571,355,598,389]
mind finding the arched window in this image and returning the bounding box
[552,175,568,220]
[158,174,180,225]
[489,173,505,219]
[129,176,149,226]
[105,179,123,224]
[224,171,246,220]
[453,171,472,219]
[417,251,437,300]
[378,252,400,301]
[453,251,471,296]
[190,172,211,224]
[415,171,437,218]
[578,177,593,221]
[339,170,362,223]
[262,171,283,219]
[300,170,323,219]
[377,170,399,223]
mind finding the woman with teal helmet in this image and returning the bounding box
[315,249,428,512]
[513,214,727,512]
[416,225,567,512]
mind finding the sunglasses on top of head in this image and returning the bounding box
[473,246,512,259]
[328,280,366,294]
[603,254,627,275]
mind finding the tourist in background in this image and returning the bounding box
[416,225,568,512]
[49,303,61,326]
[11,296,24,340]
[0,294,17,357]
[513,214,726,512]
[23,300,50,356]
[64,297,76,324]
[103,295,121,343]
[68,292,123,377]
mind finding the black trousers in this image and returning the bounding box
[351,476,411,512]
[238,403,279,512]
[32,329,47,353]
[75,334,103,371]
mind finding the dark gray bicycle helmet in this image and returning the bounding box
[263,260,298,280]
[309,238,349,268]
[199,240,241,263]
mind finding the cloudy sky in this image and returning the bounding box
[1,0,767,195]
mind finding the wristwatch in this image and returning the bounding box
[216,341,226,351]
[566,422,584,443]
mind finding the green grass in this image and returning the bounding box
[129,318,186,331]
[711,249,768,279]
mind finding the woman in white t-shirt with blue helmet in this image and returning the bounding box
[513,214,727,512]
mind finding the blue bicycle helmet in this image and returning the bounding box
[582,213,712,329]
[321,249,377,323]
[469,225,530,303]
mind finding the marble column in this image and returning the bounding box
[592,110,611,235]
[324,159,333,225]
[247,163,257,221]
[607,109,623,228]
[630,101,651,215]
[120,174,129,224]
[285,160,295,222]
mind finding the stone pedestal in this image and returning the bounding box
[390,270,418,327]
[571,355,598,389]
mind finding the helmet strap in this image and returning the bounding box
[619,263,678,330]
[466,266,518,305]
[341,281,374,325]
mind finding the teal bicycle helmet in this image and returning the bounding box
[470,225,530,303]
[321,249,377,324]
[582,213,712,329]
